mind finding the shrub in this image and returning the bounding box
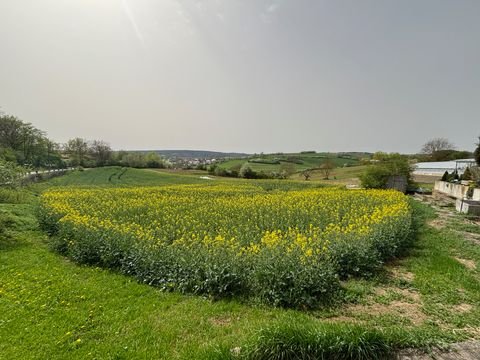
[462,167,472,181]
[360,154,412,189]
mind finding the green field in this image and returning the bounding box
[43,167,207,187]
[217,152,364,175]
[1,168,479,359]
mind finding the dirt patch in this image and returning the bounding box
[428,218,447,229]
[454,257,477,270]
[375,287,421,302]
[455,231,480,246]
[347,301,426,325]
[209,317,232,327]
[389,267,415,282]
[326,315,365,324]
[452,303,474,314]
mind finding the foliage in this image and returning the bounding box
[474,136,480,166]
[0,113,63,168]
[39,185,412,308]
[360,154,412,189]
[89,140,112,166]
[461,167,473,181]
[428,149,472,162]
[0,160,26,187]
[420,138,455,156]
[112,151,169,169]
[239,164,256,179]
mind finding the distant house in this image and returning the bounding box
[413,159,476,176]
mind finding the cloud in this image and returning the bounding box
[122,0,145,45]
[261,0,281,24]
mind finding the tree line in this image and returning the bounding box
[0,112,169,170]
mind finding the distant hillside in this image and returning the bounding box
[134,150,250,160]
[217,152,370,174]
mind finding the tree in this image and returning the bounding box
[360,153,413,189]
[319,160,335,180]
[89,140,112,167]
[0,114,56,167]
[145,152,165,168]
[64,138,89,166]
[239,164,256,179]
[421,138,455,156]
[474,136,480,166]
[462,167,472,181]
[302,169,312,181]
[279,162,296,179]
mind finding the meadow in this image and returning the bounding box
[1,167,479,359]
[217,152,363,174]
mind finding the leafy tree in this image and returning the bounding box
[474,136,480,166]
[89,140,112,167]
[145,152,166,168]
[0,113,56,167]
[64,138,89,166]
[360,153,412,189]
[239,164,257,179]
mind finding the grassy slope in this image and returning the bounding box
[1,168,479,359]
[43,167,207,187]
[218,153,361,174]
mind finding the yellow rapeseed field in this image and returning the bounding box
[39,184,412,307]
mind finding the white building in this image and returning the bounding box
[413,159,476,176]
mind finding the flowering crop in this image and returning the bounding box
[39,184,412,307]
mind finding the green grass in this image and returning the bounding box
[218,153,361,174]
[38,167,207,188]
[1,171,479,359]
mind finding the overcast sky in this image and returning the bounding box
[0,0,478,153]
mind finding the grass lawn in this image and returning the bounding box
[1,168,479,359]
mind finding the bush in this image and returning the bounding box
[360,166,390,189]
[462,167,472,181]
[360,154,412,189]
[239,164,257,179]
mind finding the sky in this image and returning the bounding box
[0,0,479,154]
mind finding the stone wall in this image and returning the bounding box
[434,181,469,200]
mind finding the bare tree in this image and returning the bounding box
[279,162,296,179]
[319,160,335,179]
[421,138,455,155]
[302,169,311,181]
